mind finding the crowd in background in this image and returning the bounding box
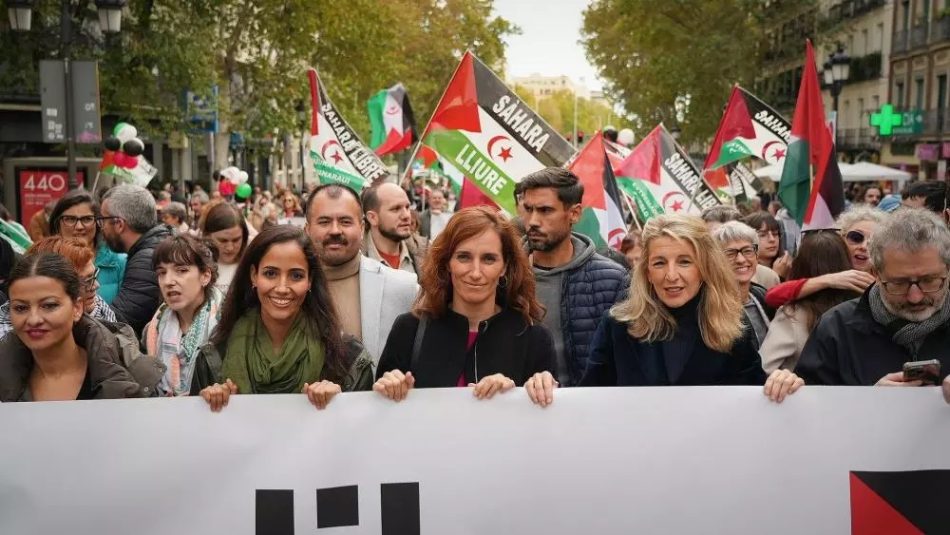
[1,168,949,409]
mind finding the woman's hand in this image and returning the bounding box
[470,374,516,400]
[302,380,342,410]
[373,370,415,402]
[200,379,238,412]
[772,252,793,279]
[525,371,558,407]
[763,369,803,403]
[818,269,876,293]
[942,376,950,404]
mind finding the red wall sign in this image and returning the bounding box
[18,169,85,226]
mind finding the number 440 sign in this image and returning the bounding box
[18,169,85,226]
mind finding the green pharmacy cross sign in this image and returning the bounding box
[870,104,924,136]
[870,104,902,136]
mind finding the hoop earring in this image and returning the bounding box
[498,275,508,289]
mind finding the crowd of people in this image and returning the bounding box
[1,169,949,409]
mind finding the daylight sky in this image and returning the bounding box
[492,0,604,92]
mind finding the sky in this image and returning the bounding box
[492,0,604,92]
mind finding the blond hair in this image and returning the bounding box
[610,214,744,353]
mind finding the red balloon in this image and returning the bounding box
[120,153,138,169]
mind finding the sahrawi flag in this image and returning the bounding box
[703,85,791,197]
[614,124,722,222]
[367,83,418,156]
[407,51,575,215]
[778,40,844,229]
[567,132,627,249]
[307,68,388,191]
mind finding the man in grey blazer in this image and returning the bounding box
[305,184,418,367]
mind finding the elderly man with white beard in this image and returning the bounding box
[797,209,950,388]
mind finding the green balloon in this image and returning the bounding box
[236,183,253,199]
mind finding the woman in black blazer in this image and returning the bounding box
[375,207,557,406]
[580,214,801,402]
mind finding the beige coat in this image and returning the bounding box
[760,305,811,373]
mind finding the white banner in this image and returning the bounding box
[1,388,949,534]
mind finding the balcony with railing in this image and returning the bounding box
[932,17,950,43]
[911,24,929,48]
[893,30,909,54]
[837,127,879,150]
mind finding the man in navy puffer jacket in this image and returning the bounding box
[517,168,628,386]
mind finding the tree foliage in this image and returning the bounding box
[581,0,765,145]
[514,86,616,142]
[1,0,515,163]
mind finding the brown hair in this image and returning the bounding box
[200,202,249,256]
[413,206,544,325]
[786,231,862,331]
[27,236,95,272]
[153,234,219,301]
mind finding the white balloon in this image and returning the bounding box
[237,171,249,185]
[115,124,138,144]
[618,128,635,146]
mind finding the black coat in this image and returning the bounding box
[579,296,766,387]
[796,289,950,385]
[111,225,172,335]
[376,308,555,387]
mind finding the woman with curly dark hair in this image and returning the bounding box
[192,225,374,411]
[374,206,557,406]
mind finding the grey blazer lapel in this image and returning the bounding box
[359,258,385,361]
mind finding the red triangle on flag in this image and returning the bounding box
[614,127,662,185]
[430,52,482,133]
[704,85,757,171]
[850,473,923,535]
[569,132,608,210]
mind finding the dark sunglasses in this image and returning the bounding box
[844,230,866,245]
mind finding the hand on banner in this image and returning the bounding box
[525,372,558,407]
[763,369,803,403]
[818,269,876,293]
[470,374,516,400]
[875,372,924,387]
[200,379,239,412]
[943,376,950,404]
[773,252,793,279]
[302,380,342,410]
[373,370,415,402]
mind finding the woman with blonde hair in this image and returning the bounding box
[580,214,800,401]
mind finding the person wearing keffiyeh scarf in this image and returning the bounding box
[142,234,224,396]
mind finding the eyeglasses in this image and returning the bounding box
[879,275,948,295]
[95,216,123,228]
[80,268,100,291]
[724,244,758,260]
[844,230,866,245]
[59,215,96,227]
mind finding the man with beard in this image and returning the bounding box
[306,184,417,364]
[361,182,427,276]
[517,167,628,387]
[797,209,950,386]
[98,184,173,335]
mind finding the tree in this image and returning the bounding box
[581,0,765,145]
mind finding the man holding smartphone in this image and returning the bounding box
[797,209,950,387]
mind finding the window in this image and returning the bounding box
[916,78,925,109]
[897,81,905,107]
[938,74,947,109]
[858,98,865,126]
[876,23,884,52]
[873,95,880,112]
[861,29,869,55]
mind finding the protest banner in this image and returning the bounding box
[307,68,389,191]
[1,388,948,534]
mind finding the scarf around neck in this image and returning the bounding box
[868,284,950,356]
[154,289,222,396]
[220,309,325,394]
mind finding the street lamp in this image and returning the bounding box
[6,0,34,31]
[8,0,127,189]
[822,44,851,115]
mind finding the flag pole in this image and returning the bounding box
[621,191,642,232]
[400,51,474,184]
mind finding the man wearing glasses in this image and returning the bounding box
[97,184,172,336]
[797,209,950,389]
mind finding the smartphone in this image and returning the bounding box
[902,359,941,385]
